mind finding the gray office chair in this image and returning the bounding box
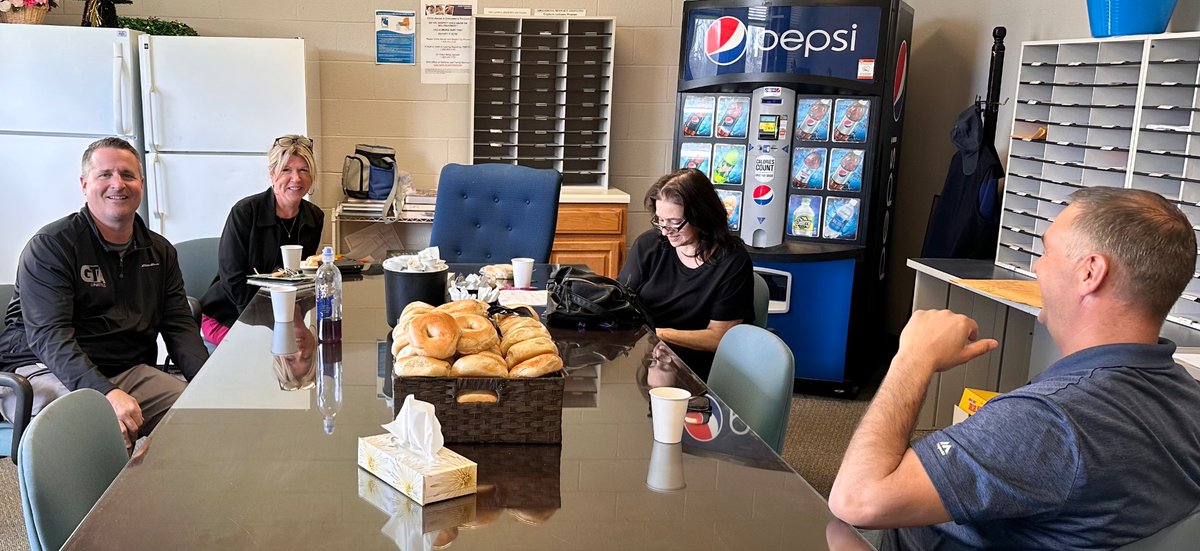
[18,389,128,551]
[752,272,769,329]
[707,324,795,453]
[0,284,32,464]
[173,237,220,324]
[1114,509,1200,551]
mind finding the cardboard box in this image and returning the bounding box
[958,388,1001,416]
[358,434,478,505]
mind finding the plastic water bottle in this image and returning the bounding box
[792,197,817,237]
[315,246,342,343]
[316,342,342,435]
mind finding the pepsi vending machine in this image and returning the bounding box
[674,0,913,394]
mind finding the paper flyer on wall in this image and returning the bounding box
[794,98,832,141]
[711,144,745,186]
[716,189,742,231]
[791,147,827,190]
[715,96,749,139]
[679,142,712,175]
[376,11,416,65]
[681,95,715,137]
[831,99,870,143]
[788,194,821,238]
[420,2,476,84]
[827,148,865,191]
[823,197,860,240]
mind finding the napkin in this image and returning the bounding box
[383,246,447,273]
[448,273,501,303]
[383,394,445,466]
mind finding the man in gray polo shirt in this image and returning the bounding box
[830,187,1200,549]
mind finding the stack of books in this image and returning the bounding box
[398,189,437,220]
[337,197,392,217]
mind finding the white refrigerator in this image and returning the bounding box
[0,25,142,283]
[139,35,320,244]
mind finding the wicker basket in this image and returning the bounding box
[394,372,565,444]
[0,6,49,24]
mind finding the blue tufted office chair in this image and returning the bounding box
[707,324,795,453]
[429,163,564,263]
[0,283,32,464]
[18,389,128,551]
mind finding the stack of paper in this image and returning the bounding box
[339,198,391,217]
[399,189,436,220]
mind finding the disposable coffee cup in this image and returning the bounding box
[269,286,297,322]
[649,386,691,444]
[281,245,303,272]
[646,441,686,492]
[512,257,534,289]
[271,321,298,355]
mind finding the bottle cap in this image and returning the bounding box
[322,246,334,262]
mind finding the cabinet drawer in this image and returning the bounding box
[556,205,624,235]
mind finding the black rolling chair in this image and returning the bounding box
[429,163,563,263]
[0,283,33,464]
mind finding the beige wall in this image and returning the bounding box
[42,0,1195,337]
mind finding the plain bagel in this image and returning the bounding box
[504,336,557,368]
[450,352,509,377]
[436,299,490,317]
[409,311,460,359]
[394,355,451,377]
[509,353,563,378]
[455,315,500,355]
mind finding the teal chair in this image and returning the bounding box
[707,324,795,453]
[1115,509,1200,551]
[18,389,128,551]
[0,283,32,464]
[752,272,769,329]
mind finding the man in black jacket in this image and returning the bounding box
[0,137,208,448]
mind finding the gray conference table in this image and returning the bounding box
[63,267,872,550]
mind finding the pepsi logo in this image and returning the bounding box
[893,40,908,122]
[752,185,774,206]
[705,16,747,66]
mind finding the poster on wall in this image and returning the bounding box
[420,1,477,84]
[375,10,416,65]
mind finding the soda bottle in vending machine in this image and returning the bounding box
[791,196,818,237]
[793,150,823,187]
[716,100,746,137]
[794,99,830,140]
[832,100,868,142]
[828,150,863,191]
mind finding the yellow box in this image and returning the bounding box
[958,388,1001,416]
[357,434,477,505]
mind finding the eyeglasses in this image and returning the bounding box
[274,135,313,149]
[651,216,688,235]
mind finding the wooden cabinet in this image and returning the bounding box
[551,203,626,278]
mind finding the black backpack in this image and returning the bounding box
[545,267,652,329]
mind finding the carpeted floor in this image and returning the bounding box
[0,393,888,550]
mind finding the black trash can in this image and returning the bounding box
[384,268,448,327]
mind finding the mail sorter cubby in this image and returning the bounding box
[471,16,615,189]
[1001,32,1200,331]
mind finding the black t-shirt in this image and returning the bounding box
[619,230,754,378]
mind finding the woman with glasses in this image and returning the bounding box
[618,168,754,379]
[198,135,324,346]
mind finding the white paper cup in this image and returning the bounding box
[646,441,686,492]
[269,286,297,322]
[281,245,303,271]
[512,257,534,289]
[271,321,298,355]
[649,386,691,444]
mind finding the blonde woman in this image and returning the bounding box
[199,135,324,345]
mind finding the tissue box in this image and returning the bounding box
[358,434,478,505]
[958,388,1001,416]
[357,469,477,530]
[394,372,565,443]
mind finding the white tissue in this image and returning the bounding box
[383,395,445,466]
[381,512,436,551]
[447,273,501,303]
[382,246,447,273]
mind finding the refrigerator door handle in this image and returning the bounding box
[148,89,162,150]
[112,43,126,136]
[149,154,166,225]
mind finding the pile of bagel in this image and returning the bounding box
[392,299,563,380]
